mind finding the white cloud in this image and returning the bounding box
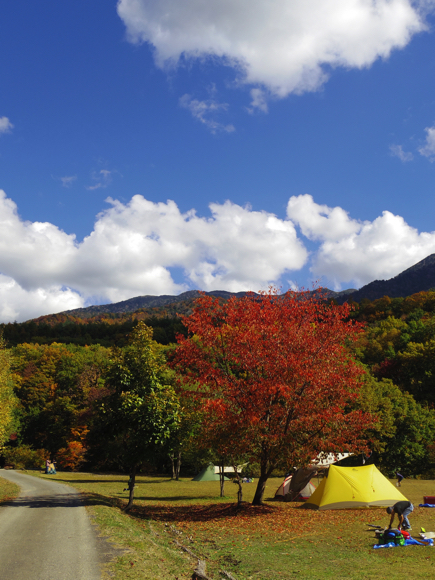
[117,0,429,99]
[287,194,435,288]
[60,175,77,188]
[248,89,269,114]
[0,190,307,321]
[86,169,113,190]
[390,144,414,162]
[179,95,235,133]
[0,117,13,134]
[287,194,361,241]
[419,126,435,160]
[0,276,83,323]
[3,186,435,322]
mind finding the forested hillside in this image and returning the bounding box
[2,289,435,483]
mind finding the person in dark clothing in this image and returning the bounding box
[386,500,414,530]
[396,471,404,487]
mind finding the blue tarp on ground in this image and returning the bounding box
[374,537,434,549]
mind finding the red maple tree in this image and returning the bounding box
[173,288,373,505]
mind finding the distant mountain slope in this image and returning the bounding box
[29,252,435,324]
[344,253,435,303]
[60,290,254,319]
[41,287,355,322]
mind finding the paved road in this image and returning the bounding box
[0,470,112,580]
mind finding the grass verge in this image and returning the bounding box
[0,475,20,505]
[25,472,435,580]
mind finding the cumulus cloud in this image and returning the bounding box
[419,126,435,160]
[287,194,435,288]
[0,190,307,321]
[0,276,83,323]
[390,144,414,162]
[117,0,429,99]
[4,186,435,322]
[0,117,13,134]
[179,94,235,133]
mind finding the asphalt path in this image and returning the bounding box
[0,469,114,580]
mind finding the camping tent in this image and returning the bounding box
[275,467,318,501]
[282,481,316,501]
[295,482,316,501]
[303,464,408,510]
[192,463,230,482]
[275,474,292,497]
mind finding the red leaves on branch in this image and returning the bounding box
[173,288,373,503]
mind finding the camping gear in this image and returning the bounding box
[419,504,435,507]
[374,537,434,549]
[303,464,408,510]
[379,528,405,546]
[275,474,292,497]
[420,531,435,539]
[275,467,318,501]
[284,481,316,502]
[424,496,435,503]
[192,463,230,482]
[275,466,318,501]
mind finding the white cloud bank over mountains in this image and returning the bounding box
[117,0,432,103]
[2,189,435,322]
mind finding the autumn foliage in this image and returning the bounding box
[174,289,373,505]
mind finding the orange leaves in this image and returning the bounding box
[173,289,373,503]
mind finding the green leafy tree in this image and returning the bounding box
[396,340,435,403]
[358,373,435,475]
[96,322,180,510]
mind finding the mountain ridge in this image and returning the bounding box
[29,252,435,323]
[58,288,356,320]
[342,253,435,303]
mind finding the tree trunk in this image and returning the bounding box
[219,459,225,497]
[232,464,243,506]
[252,459,274,505]
[124,466,136,512]
[175,450,181,481]
[170,453,176,480]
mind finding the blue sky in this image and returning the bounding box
[2,0,435,322]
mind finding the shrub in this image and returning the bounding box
[3,445,47,470]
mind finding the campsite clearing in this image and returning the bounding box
[12,472,435,579]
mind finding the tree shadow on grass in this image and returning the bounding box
[119,494,225,502]
[52,478,126,484]
[122,501,278,523]
[52,477,174,485]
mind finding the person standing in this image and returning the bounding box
[386,501,414,530]
[396,471,404,487]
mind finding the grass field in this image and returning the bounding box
[0,475,19,505]
[18,471,435,580]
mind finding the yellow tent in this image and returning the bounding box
[303,464,408,510]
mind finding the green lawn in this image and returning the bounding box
[21,472,435,579]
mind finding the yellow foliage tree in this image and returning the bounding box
[0,337,17,450]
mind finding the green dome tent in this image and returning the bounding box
[192,463,230,482]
